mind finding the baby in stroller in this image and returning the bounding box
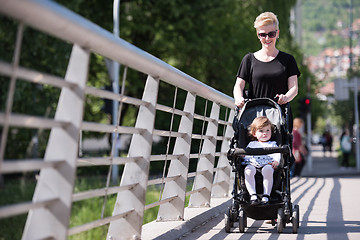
[225,98,299,233]
[243,116,280,205]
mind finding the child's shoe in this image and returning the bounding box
[250,194,260,205]
[261,195,270,205]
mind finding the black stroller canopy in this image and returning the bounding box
[234,98,285,132]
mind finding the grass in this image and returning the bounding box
[0,176,191,240]
[0,176,36,240]
[337,150,356,167]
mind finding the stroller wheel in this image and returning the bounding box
[292,204,300,233]
[277,207,285,233]
[224,207,232,233]
[238,208,246,233]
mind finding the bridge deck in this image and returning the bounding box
[143,177,360,240]
[185,177,360,239]
[142,197,231,240]
[143,145,360,240]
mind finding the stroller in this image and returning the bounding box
[225,98,299,233]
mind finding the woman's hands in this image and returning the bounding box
[275,75,299,105]
[271,161,279,169]
[233,77,246,108]
[235,96,246,108]
[275,94,288,105]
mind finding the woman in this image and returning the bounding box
[233,12,301,129]
[291,118,307,177]
[340,129,352,168]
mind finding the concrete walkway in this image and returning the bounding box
[142,145,360,240]
[301,144,359,177]
[179,177,360,240]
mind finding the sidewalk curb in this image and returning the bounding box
[154,199,231,240]
[142,198,231,240]
[300,144,360,178]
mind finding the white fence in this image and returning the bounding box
[0,0,235,239]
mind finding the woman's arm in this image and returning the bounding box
[233,77,246,107]
[277,75,298,105]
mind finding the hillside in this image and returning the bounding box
[302,0,360,56]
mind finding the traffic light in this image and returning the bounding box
[298,97,311,118]
[304,97,311,113]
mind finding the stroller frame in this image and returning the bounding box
[225,98,299,233]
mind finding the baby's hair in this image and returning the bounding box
[249,116,274,140]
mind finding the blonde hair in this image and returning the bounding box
[249,116,274,139]
[254,12,279,29]
[293,118,304,129]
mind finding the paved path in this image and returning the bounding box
[301,144,359,177]
[181,177,360,240]
[179,145,360,239]
[143,145,360,240]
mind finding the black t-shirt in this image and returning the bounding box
[236,51,301,99]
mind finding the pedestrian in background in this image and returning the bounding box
[340,129,352,169]
[291,118,307,177]
[321,131,333,157]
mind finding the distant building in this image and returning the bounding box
[306,18,360,96]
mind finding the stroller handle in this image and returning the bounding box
[228,145,290,159]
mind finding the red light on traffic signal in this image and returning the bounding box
[305,98,310,105]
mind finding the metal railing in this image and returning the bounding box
[0,0,235,239]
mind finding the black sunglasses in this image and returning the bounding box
[258,30,277,38]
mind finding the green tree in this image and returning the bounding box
[0,0,309,160]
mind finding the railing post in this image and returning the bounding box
[157,92,196,221]
[189,102,220,207]
[107,75,159,240]
[212,109,235,197]
[22,45,89,240]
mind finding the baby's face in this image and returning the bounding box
[254,124,272,142]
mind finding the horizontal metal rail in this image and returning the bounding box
[1,159,65,174]
[193,113,219,123]
[156,104,191,117]
[144,196,178,211]
[81,121,145,134]
[153,129,185,138]
[0,197,58,218]
[187,170,207,178]
[0,60,76,89]
[68,208,135,236]
[0,113,68,129]
[150,154,185,162]
[191,134,216,140]
[147,175,181,186]
[216,136,232,141]
[218,119,232,126]
[215,152,227,157]
[185,187,206,197]
[189,153,212,159]
[214,166,227,172]
[72,184,137,202]
[76,156,142,167]
[85,86,148,107]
